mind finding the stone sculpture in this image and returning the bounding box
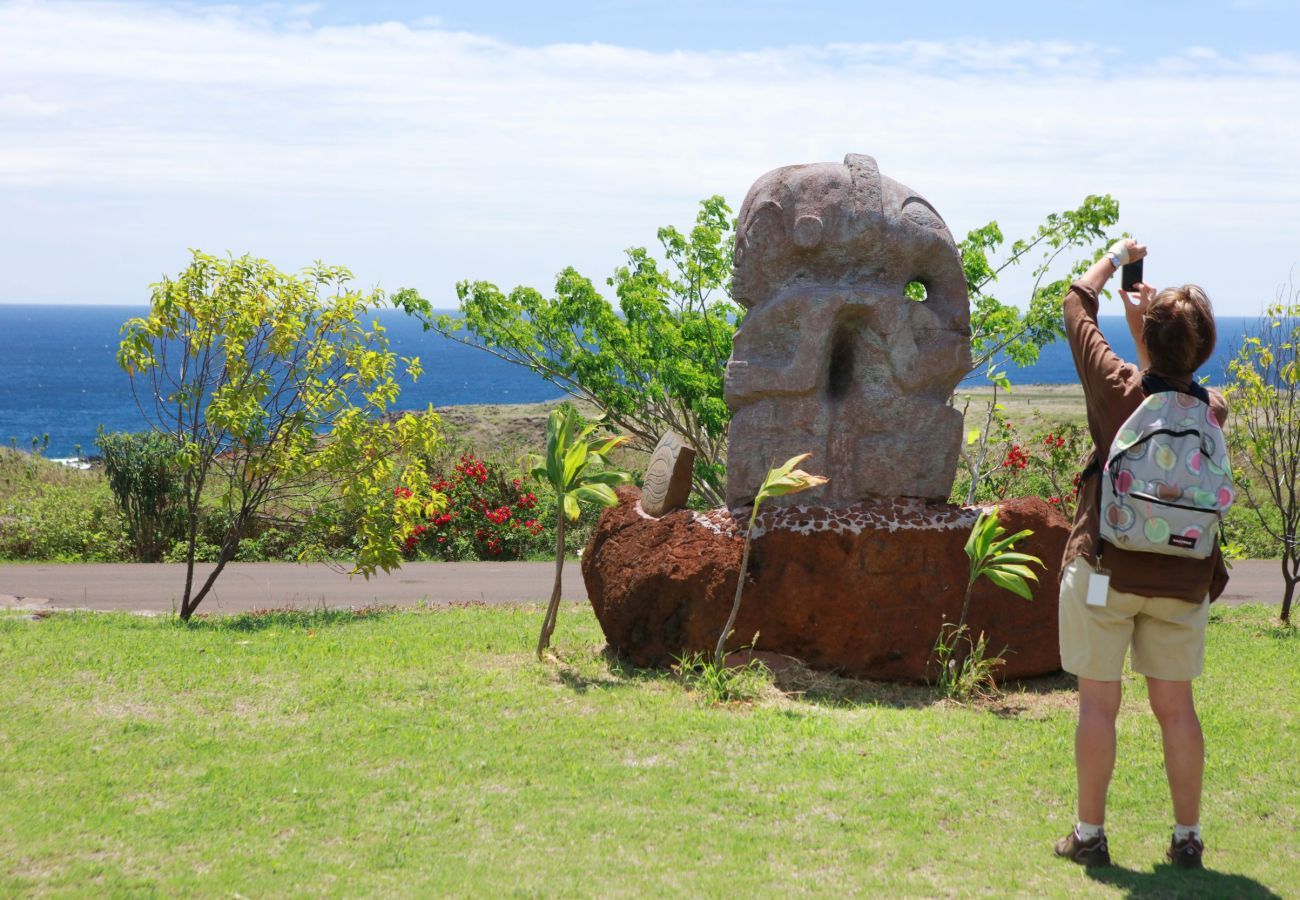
[639,432,696,517]
[726,153,971,508]
[580,153,1066,683]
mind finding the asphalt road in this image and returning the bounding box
[0,559,1289,615]
[0,561,578,614]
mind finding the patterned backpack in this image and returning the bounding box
[1098,374,1234,559]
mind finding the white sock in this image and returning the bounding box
[1174,823,1201,842]
[1075,821,1104,841]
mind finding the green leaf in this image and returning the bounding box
[562,493,580,521]
[573,483,619,507]
[983,568,1034,600]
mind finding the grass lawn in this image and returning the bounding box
[1,604,1296,897]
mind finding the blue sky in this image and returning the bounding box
[2,0,1298,313]
[180,1,1300,57]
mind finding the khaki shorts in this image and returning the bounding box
[1058,558,1209,682]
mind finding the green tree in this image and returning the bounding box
[953,196,1120,500]
[1225,294,1300,623]
[528,405,631,657]
[118,252,442,619]
[397,193,1117,510]
[396,196,737,506]
[96,429,185,562]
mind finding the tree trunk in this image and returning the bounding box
[1282,550,1298,624]
[179,516,199,620]
[715,527,754,667]
[179,513,246,621]
[536,513,566,658]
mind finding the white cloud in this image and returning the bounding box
[0,0,1297,313]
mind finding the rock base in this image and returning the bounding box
[582,487,1068,682]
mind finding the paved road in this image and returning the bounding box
[0,559,1288,615]
[0,561,578,614]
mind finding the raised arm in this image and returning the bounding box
[1065,238,1148,399]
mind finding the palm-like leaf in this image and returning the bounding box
[535,404,633,657]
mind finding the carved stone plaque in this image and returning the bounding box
[640,432,696,516]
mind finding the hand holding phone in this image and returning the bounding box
[1121,258,1144,292]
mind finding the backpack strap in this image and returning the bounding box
[1142,371,1210,405]
[1077,372,1209,487]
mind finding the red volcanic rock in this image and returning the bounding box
[582,486,1068,682]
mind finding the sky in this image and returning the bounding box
[1,0,1298,314]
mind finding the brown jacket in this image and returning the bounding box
[1062,282,1229,603]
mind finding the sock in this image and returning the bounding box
[1174,823,1201,842]
[1075,821,1104,841]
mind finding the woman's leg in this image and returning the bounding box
[1146,677,1203,826]
[1077,677,1123,824]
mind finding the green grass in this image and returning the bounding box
[1,605,1295,897]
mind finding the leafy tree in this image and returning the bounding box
[715,453,827,667]
[953,195,1120,499]
[396,197,737,506]
[96,429,185,562]
[528,405,631,657]
[1225,294,1300,623]
[398,194,1116,509]
[961,195,1120,382]
[118,252,442,619]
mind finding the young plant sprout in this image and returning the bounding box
[529,404,631,658]
[715,453,828,666]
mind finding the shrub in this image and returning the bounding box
[402,454,552,561]
[97,430,185,562]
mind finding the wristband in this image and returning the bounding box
[1107,252,1123,269]
[1106,241,1132,266]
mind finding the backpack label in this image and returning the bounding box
[1168,534,1198,550]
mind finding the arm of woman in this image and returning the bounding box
[1065,239,1148,397]
[1119,281,1155,372]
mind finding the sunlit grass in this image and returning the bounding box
[0,604,1294,896]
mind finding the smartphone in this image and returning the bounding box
[1121,258,1143,292]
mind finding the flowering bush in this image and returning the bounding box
[953,419,1090,518]
[402,454,553,560]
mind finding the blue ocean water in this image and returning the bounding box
[0,304,1252,457]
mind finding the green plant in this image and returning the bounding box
[673,651,769,704]
[716,453,828,666]
[529,404,632,657]
[404,453,552,561]
[398,197,736,505]
[931,624,1004,701]
[933,507,1043,696]
[117,252,443,619]
[96,430,186,562]
[1225,293,1300,623]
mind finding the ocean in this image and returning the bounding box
[0,304,1254,457]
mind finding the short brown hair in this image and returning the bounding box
[1144,284,1216,377]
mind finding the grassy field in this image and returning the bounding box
[1,605,1295,897]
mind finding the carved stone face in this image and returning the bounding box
[725,153,971,509]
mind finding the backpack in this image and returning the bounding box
[1097,374,1234,559]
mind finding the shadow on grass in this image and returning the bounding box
[173,605,397,632]
[552,646,1081,713]
[554,646,680,695]
[1086,862,1282,899]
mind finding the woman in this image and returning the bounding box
[1052,238,1227,870]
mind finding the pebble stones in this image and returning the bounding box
[640,432,696,516]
